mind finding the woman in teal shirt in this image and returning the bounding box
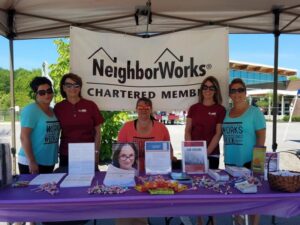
[223,78,266,168]
[223,78,266,225]
[18,77,60,174]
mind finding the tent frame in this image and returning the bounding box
[3,3,300,175]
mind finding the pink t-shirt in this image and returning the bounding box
[118,120,170,172]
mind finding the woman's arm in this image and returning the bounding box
[207,123,223,155]
[255,128,266,146]
[94,124,101,167]
[20,127,39,174]
[184,118,192,141]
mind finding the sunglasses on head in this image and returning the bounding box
[64,83,80,89]
[36,88,53,96]
[229,87,246,94]
[137,105,151,110]
[202,84,217,91]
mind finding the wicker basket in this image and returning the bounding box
[267,150,300,193]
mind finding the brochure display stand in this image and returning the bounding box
[60,143,95,187]
[182,141,208,174]
[145,141,171,175]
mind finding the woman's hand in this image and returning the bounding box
[29,161,39,174]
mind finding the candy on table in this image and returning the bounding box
[31,182,59,195]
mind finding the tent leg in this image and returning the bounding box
[8,9,17,175]
[272,8,281,153]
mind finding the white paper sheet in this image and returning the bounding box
[68,143,95,175]
[60,143,95,187]
[103,164,136,187]
[29,173,66,185]
[60,174,94,187]
[145,141,171,175]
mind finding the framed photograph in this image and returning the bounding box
[103,143,138,187]
[112,143,139,172]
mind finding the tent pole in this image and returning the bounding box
[271,13,281,225]
[272,8,280,153]
[8,9,17,175]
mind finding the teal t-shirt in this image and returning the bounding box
[18,103,60,166]
[222,106,266,167]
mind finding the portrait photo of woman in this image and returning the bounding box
[112,143,138,171]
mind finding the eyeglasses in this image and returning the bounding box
[229,87,246,94]
[36,88,53,96]
[119,154,135,161]
[137,105,151,110]
[202,85,217,91]
[64,83,80,89]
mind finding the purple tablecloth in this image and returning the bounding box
[0,172,300,222]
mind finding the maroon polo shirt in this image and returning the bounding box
[187,103,226,155]
[54,98,104,156]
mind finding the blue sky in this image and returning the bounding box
[0,34,299,76]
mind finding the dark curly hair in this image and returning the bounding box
[30,76,52,93]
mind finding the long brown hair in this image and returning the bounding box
[199,76,223,104]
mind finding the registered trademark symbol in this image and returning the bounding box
[206,64,212,70]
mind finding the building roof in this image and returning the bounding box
[230,60,297,76]
[247,89,298,96]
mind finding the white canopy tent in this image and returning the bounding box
[1,0,300,174]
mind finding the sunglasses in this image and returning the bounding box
[64,83,80,89]
[137,105,151,110]
[36,88,53,96]
[202,85,217,91]
[229,88,246,94]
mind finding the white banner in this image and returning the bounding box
[70,27,229,111]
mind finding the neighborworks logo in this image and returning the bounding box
[88,48,212,84]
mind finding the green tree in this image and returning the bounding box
[288,76,299,81]
[0,68,10,111]
[0,67,41,111]
[15,68,41,108]
[49,39,70,103]
[0,68,10,93]
[49,39,129,162]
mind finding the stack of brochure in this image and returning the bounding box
[225,166,251,177]
[234,180,257,193]
[208,169,229,182]
[170,172,192,184]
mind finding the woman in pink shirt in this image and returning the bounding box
[118,97,176,173]
[117,97,176,225]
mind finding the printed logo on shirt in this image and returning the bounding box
[44,121,60,144]
[222,122,243,145]
[78,109,87,113]
[208,112,216,116]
